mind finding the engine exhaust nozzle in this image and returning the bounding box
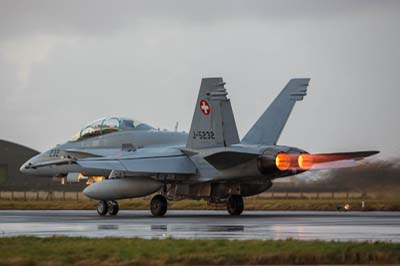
[275,152,291,171]
[298,153,313,170]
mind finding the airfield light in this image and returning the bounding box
[298,153,313,170]
[275,153,291,171]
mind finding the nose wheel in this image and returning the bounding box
[226,195,244,215]
[97,200,119,216]
[150,195,168,216]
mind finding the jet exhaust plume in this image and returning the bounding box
[320,158,400,190]
[271,158,400,194]
[287,158,400,192]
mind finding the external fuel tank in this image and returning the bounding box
[83,177,162,200]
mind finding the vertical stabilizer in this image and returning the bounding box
[241,78,310,145]
[186,78,240,149]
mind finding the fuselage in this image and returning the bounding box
[20,114,314,201]
[20,126,309,182]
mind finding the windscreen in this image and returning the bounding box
[70,117,154,141]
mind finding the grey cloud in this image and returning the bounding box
[0,0,398,40]
[0,0,399,158]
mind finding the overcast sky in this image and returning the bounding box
[0,0,399,158]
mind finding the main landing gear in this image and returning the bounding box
[96,195,168,217]
[226,195,244,215]
[95,195,242,217]
[97,200,119,216]
[150,194,168,217]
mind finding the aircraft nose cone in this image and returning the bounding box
[19,160,31,174]
[19,164,25,173]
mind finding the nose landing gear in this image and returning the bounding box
[96,200,119,216]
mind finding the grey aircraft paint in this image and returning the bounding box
[20,77,379,216]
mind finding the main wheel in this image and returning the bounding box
[97,200,108,216]
[107,200,119,216]
[150,195,168,217]
[226,195,244,215]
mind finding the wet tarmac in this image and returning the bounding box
[0,210,399,241]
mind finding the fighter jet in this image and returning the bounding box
[20,78,378,216]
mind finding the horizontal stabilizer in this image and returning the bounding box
[311,160,357,170]
[307,150,379,170]
[310,150,379,164]
[204,151,259,170]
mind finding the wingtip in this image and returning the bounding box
[368,150,380,156]
[290,78,311,82]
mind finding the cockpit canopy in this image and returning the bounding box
[71,117,154,141]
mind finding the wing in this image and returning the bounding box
[77,152,197,175]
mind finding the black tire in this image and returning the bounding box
[150,195,168,217]
[107,200,119,216]
[97,200,108,216]
[227,195,244,215]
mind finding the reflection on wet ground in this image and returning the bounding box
[97,224,119,230]
[0,210,399,241]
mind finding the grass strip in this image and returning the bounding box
[0,198,399,211]
[0,237,399,265]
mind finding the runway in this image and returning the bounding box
[0,210,399,241]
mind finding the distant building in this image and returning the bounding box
[0,140,84,191]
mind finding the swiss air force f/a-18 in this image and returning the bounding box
[20,78,378,216]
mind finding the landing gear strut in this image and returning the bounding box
[226,195,244,215]
[96,200,119,216]
[150,194,168,217]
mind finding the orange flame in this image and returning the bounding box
[298,153,313,170]
[275,152,291,171]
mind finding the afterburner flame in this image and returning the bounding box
[275,152,291,171]
[298,153,313,170]
[86,176,105,185]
